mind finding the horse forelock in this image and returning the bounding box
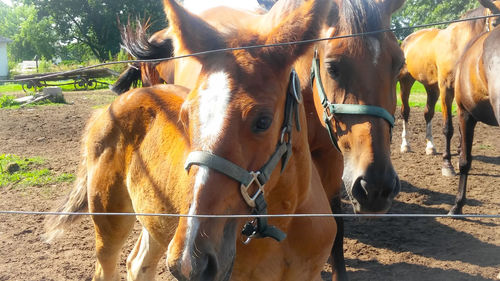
[333,0,384,56]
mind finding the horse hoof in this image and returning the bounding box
[400,144,412,153]
[448,205,462,215]
[442,166,456,177]
[425,147,437,155]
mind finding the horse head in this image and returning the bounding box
[310,0,405,213]
[162,0,331,280]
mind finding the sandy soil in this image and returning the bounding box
[0,90,498,281]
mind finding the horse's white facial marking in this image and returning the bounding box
[342,156,363,201]
[198,71,232,150]
[181,166,209,271]
[368,37,381,66]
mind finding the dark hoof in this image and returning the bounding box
[448,205,462,215]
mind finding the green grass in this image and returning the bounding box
[0,78,116,93]
[0,154,75,188]
[0,94,67,109]
[396,81,457,115]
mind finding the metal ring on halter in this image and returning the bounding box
[239,172,264,208]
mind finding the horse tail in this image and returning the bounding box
[110,63,142,94]
[43,111,102,242]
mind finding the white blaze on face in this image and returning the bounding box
[197,71,232,150]
[368,37,381,66]
[181,71,232,268]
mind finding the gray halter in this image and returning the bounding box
[184,70,302,243]
[310,49,395,151]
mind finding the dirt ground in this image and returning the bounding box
[0,90,498,281]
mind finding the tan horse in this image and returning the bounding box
[452,23,500,214]
[111,1,405,280]
[398,0,500,176]
[45,0,337,280]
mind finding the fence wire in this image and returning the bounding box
[1,13,500,84]
[0,210,499,219]
[0,12,499,220]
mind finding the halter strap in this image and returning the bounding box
[184,70,302,243]
[310,50,395,151]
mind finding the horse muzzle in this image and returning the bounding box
[348,171,400,213]
[167,219,236,281]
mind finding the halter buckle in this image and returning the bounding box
[240,171,264,208]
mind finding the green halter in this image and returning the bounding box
[310,50,395,151]
[184,70,302,243]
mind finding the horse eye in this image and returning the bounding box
[252,115,273,133]
[327,61,341,80]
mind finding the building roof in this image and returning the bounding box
[0,36,12,43]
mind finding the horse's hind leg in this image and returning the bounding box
[450,107,476,214]
[423,84,439,155]
[127,227,167,281]
[88,158,135,281]
[399,73,415,153]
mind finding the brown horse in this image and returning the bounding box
[452,23,500,214]
[45,0,337,280]
[398,0,500,177]
[112,1,405,280]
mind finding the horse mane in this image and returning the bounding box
[456,6,488,34]
[334,0,384,55]
[120,19,173,60]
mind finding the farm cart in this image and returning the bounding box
[14,68,120,93]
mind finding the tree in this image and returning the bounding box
[392,0,479,40]
[22,0,166,62]
[0,3,58,61]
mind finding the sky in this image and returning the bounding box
[183,0,261,14]
[0,0,12,6]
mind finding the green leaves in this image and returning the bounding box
[391,0,479,40]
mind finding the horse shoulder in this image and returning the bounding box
[483,27,500,123]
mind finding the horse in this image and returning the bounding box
[397,0,500,176]
[45,0,338,280]
[112,1,405,280]
[451,23,500,214]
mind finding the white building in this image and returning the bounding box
[0,36,12,79]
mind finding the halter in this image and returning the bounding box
[310,49,395,151]
[184,70,302,243]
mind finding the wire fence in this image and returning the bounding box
[1,12,499,220]
[0,210,499,218]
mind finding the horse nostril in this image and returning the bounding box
[351,177,368,202]
[201,253,218,281]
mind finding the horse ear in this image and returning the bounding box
[376,0,406,15]
[478,0,500,14]
[163,0,226,61]
[260,0,335,67]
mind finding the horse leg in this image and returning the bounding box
[88,159,135,281]
[126,227,167,281]
[449,108,476,214]
[423,84,439,155]
[330,196,347,281]
[399,74,415,153]
[440,87,456,176]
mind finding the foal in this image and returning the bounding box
[46,0,336,280]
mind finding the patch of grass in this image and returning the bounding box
[0,154,75,188]
[0,78,115,94]
[396,81,457,115]
[0,93,68,109]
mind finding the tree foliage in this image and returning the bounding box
[0,3,57,61]
[391,0,480,40]
[21,0,167,62]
